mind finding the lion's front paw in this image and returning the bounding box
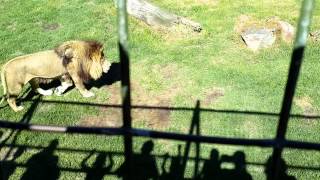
[102,61,111,73]
[14,106,24,112]
[55,87,65,96]
[82,91,95,98]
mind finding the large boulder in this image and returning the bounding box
[235,15,296,51]
[241,28,276,51]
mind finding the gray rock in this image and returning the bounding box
[241,28,276,51]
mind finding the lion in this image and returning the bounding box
[0,40,111,112]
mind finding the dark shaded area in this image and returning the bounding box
[0,98,317,179]
[116,140,159,180]
[88,62,121,89]
[198,148,220,180]
[160,145,183,180]
[1,140,302,180]
[0,95,41,179]
[81,151,113,180]
[265,156,296,180]
[271,46,306,180]
[218,151,252,180]
[21,139,60,180]
[42,23,60,31]
[0,98,319,179]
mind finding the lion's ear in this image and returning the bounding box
[55,45,74,59]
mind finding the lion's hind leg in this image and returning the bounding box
[8,96,23,112]
[6,83,24,112]
[30,78,53,96]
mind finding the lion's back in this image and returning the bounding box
[5,50,67,80]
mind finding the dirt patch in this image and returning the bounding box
[7,22,17,31]
[158,24,201,42]
[131,81,172,129]
[203,87,225,105]
[157,64,179,79]
[79,79,179,129]
[133,107,171,129]
[234,15,279,34]
[42,23,60,31]
[79,108,122,127]
[294,96,318,116]
[79,84,122,127]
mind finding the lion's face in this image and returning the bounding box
[89,47,111,80]
[91,49,111,73]
[55,40,111,80]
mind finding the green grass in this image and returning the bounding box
[0,0,320,179]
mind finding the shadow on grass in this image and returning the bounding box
[0,71,318,179]
[21,139,60,180]
[0,140,302,180]
[0,95,41,179]
[0,101,306,179]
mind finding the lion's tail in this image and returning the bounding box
[0,65,7,105]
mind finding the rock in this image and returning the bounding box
[277,21,295,42]
[310,30,320,41]
[241,28,276,51]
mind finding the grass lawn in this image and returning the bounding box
[0,0,320,179]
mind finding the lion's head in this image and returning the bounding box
[55,40,111,81]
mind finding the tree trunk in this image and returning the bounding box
[116,0,202,32]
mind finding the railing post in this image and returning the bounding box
[117,0,132,179]
[271,0,315,179]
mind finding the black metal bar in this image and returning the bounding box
[181,101,200,178]
[18,100,320,120]
[117,0,132,179]
[1,120,320,151]
[195,102,201,178]
[285,140,320,151]
[272,0,315,179]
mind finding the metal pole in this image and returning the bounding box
[271,0,315,179]
[117,0,132,179]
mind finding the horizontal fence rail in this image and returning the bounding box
[0,120,319,151]
[12,99,320,119]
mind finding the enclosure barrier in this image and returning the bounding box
[0,0,318,179]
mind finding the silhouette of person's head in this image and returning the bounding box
[265,156,295,180]
[177,145,181,155]
[141,140,154,154]
[21,139,60,180]
[46,139,59,154]
[94,152,108,167]
[210,149,219,161]
[234,151,246,170]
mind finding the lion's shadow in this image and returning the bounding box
[11,62,120,103]
[87,62,121,89]
[39,62,120,95]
